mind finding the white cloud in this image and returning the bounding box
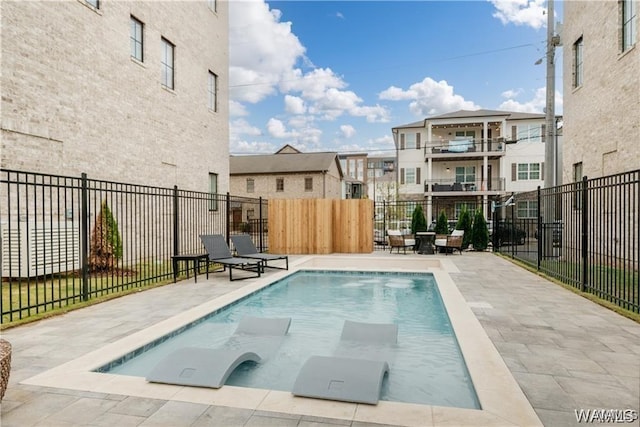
[336,12,345,19]
[501,88,523,99]
[229,100,249,117]
[229,0,306,104]
[284,95,306,115]
[230,118,262,137]
[231,140,278,155]
[498,87,563,114]
[266,118,298,138]
[489,0,547,30]
[340,125,356,138]
[379,77,480,116]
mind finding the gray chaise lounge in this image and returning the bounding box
[292,320,397,405]
[230,234,288,270]
[146,316,291,388]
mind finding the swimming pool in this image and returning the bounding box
[98,270,480,409]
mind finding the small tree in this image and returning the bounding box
[411,205,428,234]
[455,207,473,249]
[471,209,489,251]
[89,201,123,272]
[434,210,449,235]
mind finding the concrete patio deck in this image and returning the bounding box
[1,252,638,427]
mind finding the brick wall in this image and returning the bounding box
[563,1,639,180]
[0,1,229,193]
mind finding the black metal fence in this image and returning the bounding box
[494,170,639,313]
[0,169,268,323]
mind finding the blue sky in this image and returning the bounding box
[228,0,563,156]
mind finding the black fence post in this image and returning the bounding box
[259,196,264,252]
[226,192,231,244]
[173,185,179,256]
[80,173,89,301]
[581,176,588,292]
[537,186,542,270]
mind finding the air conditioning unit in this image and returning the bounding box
[1,222,80,278]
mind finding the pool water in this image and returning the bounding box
[102,270,480,409]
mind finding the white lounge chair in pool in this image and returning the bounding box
[146,316,291,389]
[292,320,397,405]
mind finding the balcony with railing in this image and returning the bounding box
[425,138,506,160]
[424,178,505,195]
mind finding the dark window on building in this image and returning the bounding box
[161,38,175,90]
[305,177,313,191]
[209,173,218,211]
[276,178,284,192]
[247,178,254,193]
[208,71,217,111]
[130,16,143,62]
[573,37,583,88]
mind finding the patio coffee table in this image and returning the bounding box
[171,254,209,283]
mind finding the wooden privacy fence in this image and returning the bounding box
[268,199,373,254]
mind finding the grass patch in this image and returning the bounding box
[1,260,221,328]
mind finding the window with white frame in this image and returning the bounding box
[573,37,583,88]
[405,168,415,185]
[161,38,175,90]
[208,71,217,111]
[455,166,475,183]
[130,16,143,62]
[622,0,637,51]
[404,133,416,149]
[246,178,254,193]
[85,0,99,8]
[209,173,218,211]
[357,159,364,181]
[517,200,537,219]
[517,163,541,180]
[515,124,543,142]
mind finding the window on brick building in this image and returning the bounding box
[209,173,218,211]
[85,0,99,9]
[130,16,143,62]
[622,0,637,51]
[276,178,284,192]
[305,177,313,191]
[161,38,175,90]
[246,178,254,193]
[573,37,583,88]
[208,71,217,111]
[207,0,217,12]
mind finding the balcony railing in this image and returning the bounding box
[425,138,505,156]
[424,178,505,193]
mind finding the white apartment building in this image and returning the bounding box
[392,109,560,223]
[563,0,639,181]
[1,0,229,193]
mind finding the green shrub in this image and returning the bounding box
[434,210,449,234]
[471,209,489,251]
[455,207,473,249]
[411,205,428,234]
[89,201,123,271]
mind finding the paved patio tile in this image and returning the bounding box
[512,372,578,411]
[42,396,120,425]
[0,392,80,427]
[191,406,254,427]
[138,401,208,426]
[555,376,640,409]
[535,408,582,427]
[244,414,301,426]
[300,414,352,425]
[108,396,167,417]
[89,412,147,427]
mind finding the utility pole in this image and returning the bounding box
[544,0,558,189]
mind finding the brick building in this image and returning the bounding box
[0,0,229,193]
[562,0,639,181]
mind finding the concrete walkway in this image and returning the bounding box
[1,252,638,427]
